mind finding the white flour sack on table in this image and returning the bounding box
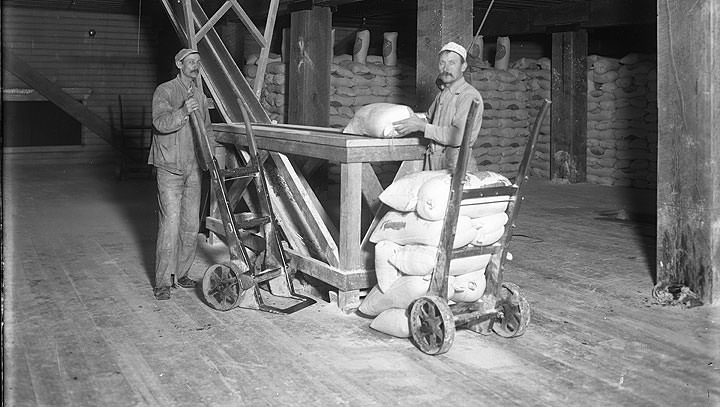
[342,103,415,138]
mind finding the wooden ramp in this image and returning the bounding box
[3,47,114,147]
[159,0,337,264]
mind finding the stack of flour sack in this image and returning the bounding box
[359,169,513,337]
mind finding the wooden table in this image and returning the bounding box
[213,123,426,310]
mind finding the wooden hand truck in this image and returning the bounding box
[189,104,316,314]
[409,99,551,354]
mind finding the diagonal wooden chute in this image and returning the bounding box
[159,0,340,266]
[179,0,277,100]
[160,0,268,122]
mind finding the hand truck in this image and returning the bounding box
[189,103,316,314]
[408,99,551,354]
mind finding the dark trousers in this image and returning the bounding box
[154,166,202,288]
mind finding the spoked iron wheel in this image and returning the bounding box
[492,282,531,338]
[409,296,456,355]
[202,261,250,311]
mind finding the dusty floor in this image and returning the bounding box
[3,162,719,406]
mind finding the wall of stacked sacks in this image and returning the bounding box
[328,54,417,128]
[586,53,657,188]
[244,54,287,123]
[517,58,554,179]
[468,57,553,180]
[244,53,416,187]
[328,54,418,187]
[242,52,657,189]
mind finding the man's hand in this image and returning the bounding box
[183,97,199,115]
[393,115,427,136]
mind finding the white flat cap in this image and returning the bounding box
[439,41,467,60]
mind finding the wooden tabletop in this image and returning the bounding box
[213,122,427,163]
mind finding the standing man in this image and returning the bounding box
[393,42,483,171]
[149,48,212,300]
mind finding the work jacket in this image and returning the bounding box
[149,75,212,174]
[425,76,483,170]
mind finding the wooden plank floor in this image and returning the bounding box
[3,162,718,407]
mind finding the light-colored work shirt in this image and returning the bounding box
[424,76,483,170]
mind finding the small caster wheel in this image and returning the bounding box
[409,296,455,355]
[202,261,251,311]
[493,282,531,338]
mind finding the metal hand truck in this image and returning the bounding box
[189,104,316,314]
[409,99,551,354]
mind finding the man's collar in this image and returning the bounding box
[444,76,469,94]
[176,74,195,91]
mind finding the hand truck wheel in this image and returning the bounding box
[409,296,456,355]
[492,282,531,338]
[202,261,252,311]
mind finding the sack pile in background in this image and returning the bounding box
[329,54,417,129]
[244,51,657,190]
[330,52,418,186]
[586,53,657,188]
[359,170,512,338]
[245,53,415,187]
[470,68,530,178]
[468,57,552,180]
[514,57,552,180]
[244,53,286,123]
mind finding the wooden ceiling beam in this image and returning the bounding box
[240,0,368,18]
[481,0,655,36]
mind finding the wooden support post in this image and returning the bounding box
[657,0,719,305]
[416,0,473,111]
[288,6,332,219]
[288,6,331,126]
[339,162,363,271]
[550,30,588,183]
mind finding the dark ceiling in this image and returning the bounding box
[2,0,654,39]
[1,0,588,16]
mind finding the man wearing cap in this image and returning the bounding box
[149,48,212,300]
[393,41,483,171]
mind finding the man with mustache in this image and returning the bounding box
[149,48,212,300]
[393,42,483,171]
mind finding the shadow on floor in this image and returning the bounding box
[594,185,657,284]
[105,164,158,284]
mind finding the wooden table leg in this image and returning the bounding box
[339,162,363,271]
[329,290,361,313]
